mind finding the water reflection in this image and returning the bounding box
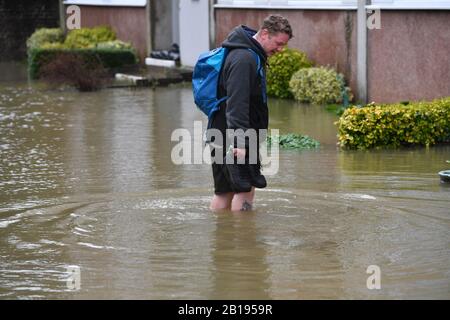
[211,211,271,299]
[0,85,68,212]
[149,85,208,190]
[338,147,450,193]
[0,61,27,83]
[268,98,339,145]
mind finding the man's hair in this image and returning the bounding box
[261,14,293,39]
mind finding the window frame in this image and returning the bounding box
[63,0,147,7]
[215,0,450,10]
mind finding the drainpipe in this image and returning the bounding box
[59,0,66,33]
[357,0,368,104]
[209,0,215,49]
[146,0,152,57]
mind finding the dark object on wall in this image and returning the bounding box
[150,43,180,61]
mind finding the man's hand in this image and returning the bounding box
[233,148,246,159]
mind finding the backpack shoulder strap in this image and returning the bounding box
[247,48,263,75]
[247,48,267,104]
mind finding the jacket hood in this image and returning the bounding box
[222,25,267,63]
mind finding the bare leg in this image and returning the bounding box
[210,192,234,210]
[231,187,255,211]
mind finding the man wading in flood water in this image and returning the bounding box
[208,15,292,211]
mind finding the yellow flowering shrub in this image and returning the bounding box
[64,26,116,49]
[336,97,450,149]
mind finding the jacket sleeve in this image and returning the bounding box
[223,49,258,148]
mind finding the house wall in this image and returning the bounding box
[215,8,450,103]
[368,10,450,103]
[0,0,60,61]
[66,5,148,63]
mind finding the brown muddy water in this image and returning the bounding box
[0,73,449,299]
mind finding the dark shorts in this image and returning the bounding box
[211,150,262,194]
[209,106,233,194]
[208,106,261,195]
[212,162,233,194]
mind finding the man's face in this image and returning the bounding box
[259,29,290,57]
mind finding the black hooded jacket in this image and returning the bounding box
[212,25,268,148]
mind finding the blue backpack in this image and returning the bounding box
[192,47,266,120]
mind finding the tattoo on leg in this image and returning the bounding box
[241,201,252,211]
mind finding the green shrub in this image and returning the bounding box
[26,28,64,50]
[64,26,116,48]
[28,48,138,79]
[267,133,320,149]
[289,66,353,105]
[336,97,450,149]
[266,47,312,99]
[26,26,138,81]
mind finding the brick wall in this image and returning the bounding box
[0,0,60,61]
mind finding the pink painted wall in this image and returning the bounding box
[368,10,450,103]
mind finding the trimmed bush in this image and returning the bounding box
[26,26,138,87]
[289,66,353,105]
[28,48,138,79]
[26,28,64,50]
[336,97,450,149]
[64,26,116,48]
[266,47,312,99]
[39,52,108,91]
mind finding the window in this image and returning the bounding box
[63,0,147,7]
[216,0,450,9]
[215,0,357,9]
[369,0,450,9]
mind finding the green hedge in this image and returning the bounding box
[28,48,138,79]
[26,26,138,80]
[266,47,312,99]
[336,97,450,149]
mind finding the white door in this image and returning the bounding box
[179,0,210,67]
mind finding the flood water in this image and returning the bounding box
[0,72,449,299]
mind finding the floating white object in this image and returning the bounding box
[342,193,377,200]
[115,73,145,82]
[145,57,176,68]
